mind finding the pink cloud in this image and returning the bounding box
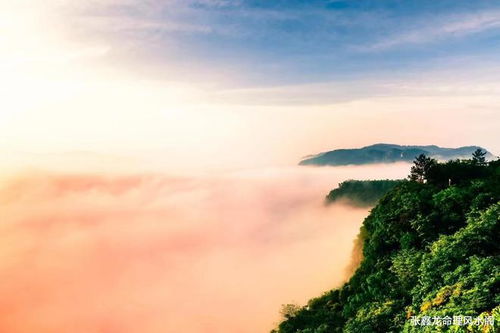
[0,165,408,332]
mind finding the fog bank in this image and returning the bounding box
[0,164,409,332]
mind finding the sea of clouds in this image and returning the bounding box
[0,164,409,332]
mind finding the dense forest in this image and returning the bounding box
[326,180,402,207]
[274,151,499,332]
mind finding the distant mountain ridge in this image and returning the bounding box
[299,143,494,166]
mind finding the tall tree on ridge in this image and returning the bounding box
[409,154,436,183]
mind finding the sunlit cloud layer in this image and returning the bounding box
[0,165,409,333]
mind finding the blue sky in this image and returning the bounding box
[77,0,500,87]
[2,0,499,163]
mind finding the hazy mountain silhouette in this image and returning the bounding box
[299,144,493,166]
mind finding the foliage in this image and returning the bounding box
[274,156,500,333]
[326,179,402,207]
[472,149,487,166]
[409,154,436,183]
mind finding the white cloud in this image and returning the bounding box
[366,10,500,50]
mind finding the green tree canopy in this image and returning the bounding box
[409,154,436,183]
[274,157,500,333]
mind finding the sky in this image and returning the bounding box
[0,2,499,332]
[1,0,499,172]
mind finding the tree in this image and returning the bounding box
[472,148,487,165]
[409,154,436,183]
[274,158,500,333]
[280,303,301,320]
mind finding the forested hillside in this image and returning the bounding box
[274,152,499,332]
[326,180,402,207]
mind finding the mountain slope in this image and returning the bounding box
[326,180,402,207]
[274,158,500,332]
[299,144,494,166]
